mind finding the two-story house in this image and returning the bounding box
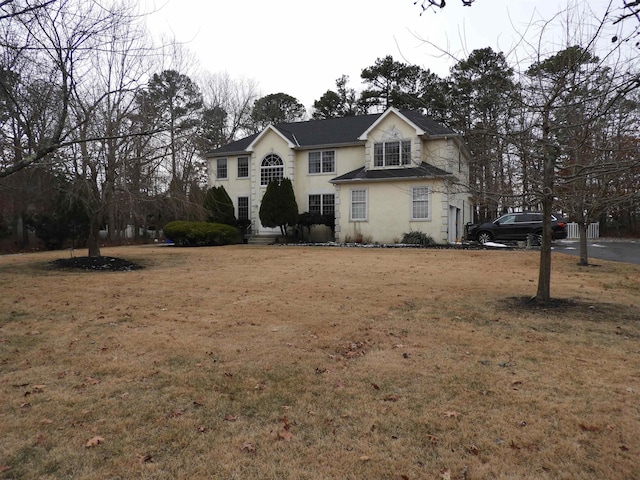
[205,107,473,244]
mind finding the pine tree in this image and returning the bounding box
[203,185,237,226]
[259,178,298,238]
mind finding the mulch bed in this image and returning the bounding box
[48,256,144,271]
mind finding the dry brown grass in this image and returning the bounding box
[1,245,639,480]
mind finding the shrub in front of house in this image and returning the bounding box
[401,230,436,247]
[203,185,237,227]
[164,221,239,246]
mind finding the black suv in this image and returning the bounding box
[466,212,567,245]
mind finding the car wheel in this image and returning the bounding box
[477,232,493,244]
[531,231,542,246]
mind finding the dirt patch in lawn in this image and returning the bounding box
[1,245,639,480]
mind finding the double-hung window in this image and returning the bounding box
[309,194,335,216]
[350,189,367,221]
[216,158,228,179]
[411,186,430,220]
[308,150,335,174]
[237,156,249,178]
[238,196,249,220]
[373,140,412,167]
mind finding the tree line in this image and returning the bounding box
[0,0,638,268]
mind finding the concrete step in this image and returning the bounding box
[247,235,282,245]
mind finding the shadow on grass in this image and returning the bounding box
[503,295,640,326]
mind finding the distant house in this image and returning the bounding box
[205,107,473,244]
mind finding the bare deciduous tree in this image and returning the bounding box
[198,71,260,148]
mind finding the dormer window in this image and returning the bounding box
[373,140,411,167]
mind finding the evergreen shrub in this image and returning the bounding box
[401,231,436,246]
[164,221,238,246]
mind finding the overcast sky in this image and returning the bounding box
[145,0,627,110]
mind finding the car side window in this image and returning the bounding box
[499,214,517,224]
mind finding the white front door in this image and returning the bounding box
[448,206,460,243]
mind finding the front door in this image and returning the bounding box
[448,206,460,243]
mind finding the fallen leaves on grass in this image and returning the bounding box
[241,442,256,454]
[579,423,601,432]
[277,430,293,441]
[466,444,480,455]
[277,416,293,441]
[136,454,152,464]
[443,410,460,419]
[224,414,238,422]
[426,434,439,444]
[165,408,185,419]
[338,340,372,359]
[85,436,105,448]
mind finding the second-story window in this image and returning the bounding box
[308,150,335,174]
[261,154,284,186]
[237,156,249,178]
[216,158,228,179]
[373,140,411,167]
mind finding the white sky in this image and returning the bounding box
[145,0,628,110]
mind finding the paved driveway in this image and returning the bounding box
[553,239,640,265]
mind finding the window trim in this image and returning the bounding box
[410,186,431,221]
[216,158,228,179]
[308,150,336,175]
[350,188,368,222]
[237,156,249,178]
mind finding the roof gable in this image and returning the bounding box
[357,107,425,140]
[247,124,295,151]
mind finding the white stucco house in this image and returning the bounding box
[205,107,473,244]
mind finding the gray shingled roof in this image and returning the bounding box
[330,162,452,184]
[207,110,457,156]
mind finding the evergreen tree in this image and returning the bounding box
[360,56,428,112]
[312,75,363,119]
[250,93,306,132]
[447,47,517,220]
[259,178,298,238]
[203,185,237,226]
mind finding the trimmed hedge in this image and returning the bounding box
[164,221,239,246]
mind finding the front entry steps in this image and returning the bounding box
[247,235,282,245]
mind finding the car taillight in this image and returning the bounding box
[557,222,566,228]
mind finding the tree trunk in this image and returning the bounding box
[20,213,29,248]
[578,222,589,266]
[535,107,554,303]
[87,219,101,257]
[536,200,553,303]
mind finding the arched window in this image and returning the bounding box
[260,154,284,186]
